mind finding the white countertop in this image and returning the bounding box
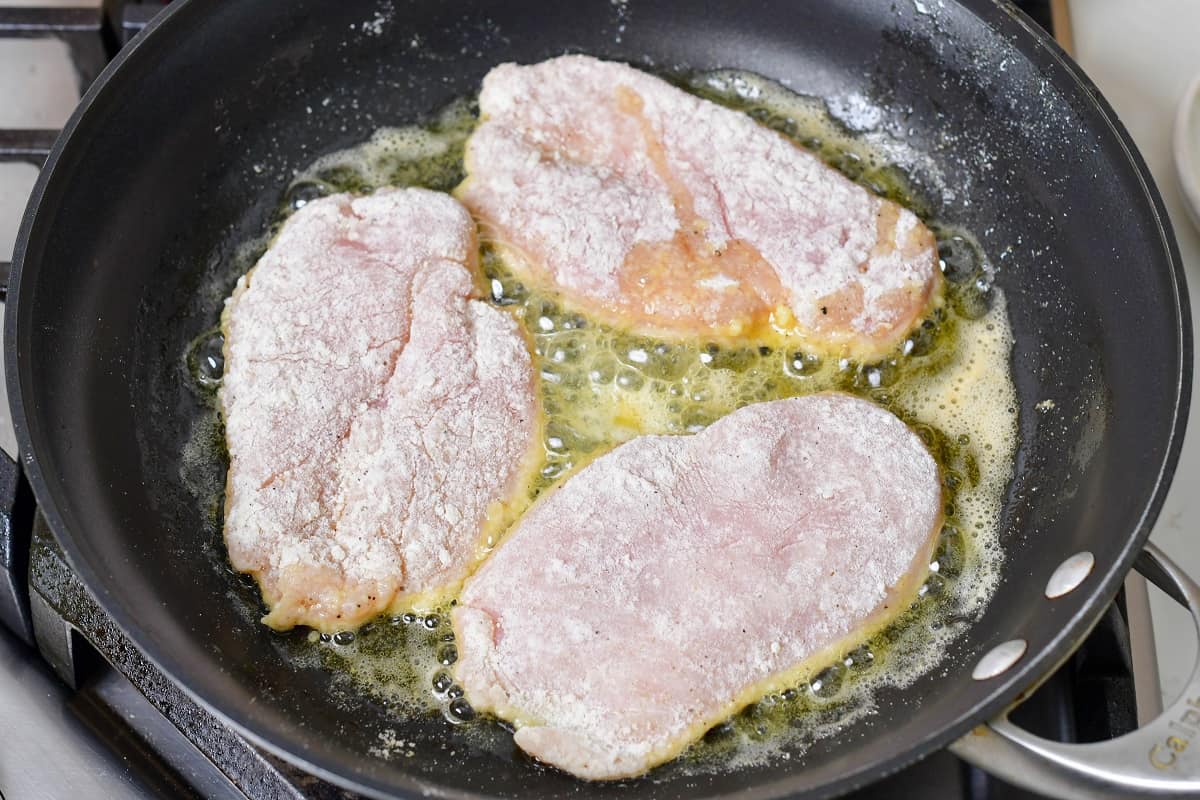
[1070,0,1200,706]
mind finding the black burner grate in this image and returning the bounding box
[0,1,160,298]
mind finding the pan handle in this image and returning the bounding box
[950,542,1200,799]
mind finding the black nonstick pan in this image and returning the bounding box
[5,1,1193,798]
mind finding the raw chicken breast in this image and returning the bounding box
[220,188,538,632]
[453,393,942,779]
[457,55,941,361]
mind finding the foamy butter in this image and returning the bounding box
[290,97,477,195]
[184,68,1019,775]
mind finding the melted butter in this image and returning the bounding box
[291,97,477,196]
[184,68,1018,775]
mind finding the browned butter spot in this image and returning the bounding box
[612,85,784,335]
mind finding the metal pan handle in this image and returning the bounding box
[950,542,1200,799]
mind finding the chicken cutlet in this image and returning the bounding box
[453,393,942,779]
[456,55,941,361]
[220,187,538,632]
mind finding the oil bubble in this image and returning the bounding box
[833,151,865,180]
[682,408,716,432]
[492,278,527,306]
[546,336,585,365]
[559,313,587,330]
[332,631,355,646]
[284,180,332,211]
[919,573,947,598]
[616,368,645,391]
[936,235,981,283]
[423,614,440,630]
[810,664,844,698]
[447,698,477,722]
[186,330,225,389]
[934,527,966,578]
[432,671,453,693]
[706,346,758,373]
[954,278,994,320]
[315,164,372,194]
[844,645,875,671]
[855,361,896,390]
[588,354,618,385]
[904,320,938,357]
[540,461,570,480]
[784,351,820,378]
[619,341,688,381]
[703,720,736,743]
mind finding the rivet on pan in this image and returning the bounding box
[972,639,1027,681]
[1045,551,1096,599]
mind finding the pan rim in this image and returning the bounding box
[4,0,1192,798]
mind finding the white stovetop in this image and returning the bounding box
[1069,0,1200,705]
[0,0,1196,759]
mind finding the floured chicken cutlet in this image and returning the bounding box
[220,188,538,632]
[453,393,942,780]
[457,55,940,361]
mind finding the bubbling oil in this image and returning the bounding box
[183,68,1018,774]
[289,97,478,199]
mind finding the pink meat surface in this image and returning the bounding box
[456,55,941,361]
[453,393,942,779]
[220,187,538,632]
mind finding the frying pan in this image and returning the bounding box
[4,0,1193,798]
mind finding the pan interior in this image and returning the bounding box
[8,0,1188,798]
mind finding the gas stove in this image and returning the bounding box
[0,2,1176,798]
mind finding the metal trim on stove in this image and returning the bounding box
[0,129,56,167]
[27,514,341,800]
